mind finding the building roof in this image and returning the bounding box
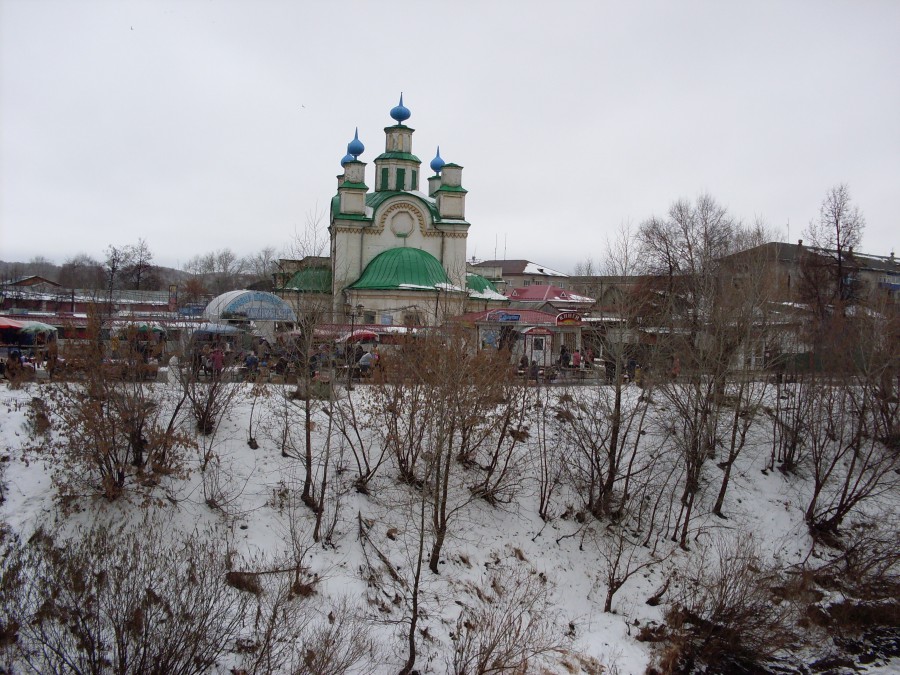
[282,266,332,293]
[5,275,62,288]
[471,260,568,277]
[723,241,900,274]
[506,285,594,303]
[453,308,560,326]
[347,247,461,292]
[465,273,507,301]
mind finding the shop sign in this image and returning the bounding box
[487,310,521,322]
[556,311,582,326]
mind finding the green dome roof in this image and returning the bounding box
[466,273,499,293]
[348,247,451,291]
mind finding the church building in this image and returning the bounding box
[280,96,505,328]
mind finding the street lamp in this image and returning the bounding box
[347,303,364,389]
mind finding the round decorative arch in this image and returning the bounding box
[379,201,426,238]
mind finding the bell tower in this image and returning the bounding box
[374,94,422,192]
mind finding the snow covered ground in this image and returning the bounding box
[1,376,897,675]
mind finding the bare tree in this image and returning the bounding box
[709,244,777,517]
[637,196,743,548]
[245,245,279,286]
[272,211,334,513]
[332,391,389,493]
[121,237,159,290]
[804,183,865,306]
[371,329,517,572]
[104,243,134,305]
[184,248,248,295]
[59,252,105,289]
[25,255,58,280]
[559,225,657,520]
[530,386,564,522]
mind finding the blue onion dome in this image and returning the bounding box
[347,127,365,158]
[430,146,445,174]
[389,93,411,124]
[340,152,355,166]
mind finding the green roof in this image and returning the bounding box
[331,194,373,222]
[374,151,421,163]
[348,247,451,291]
[466,273,498,293]
[282,266,332,293]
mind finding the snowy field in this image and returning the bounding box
[1,375,898,675]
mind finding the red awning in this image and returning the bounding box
[0,317,27,329]
[340,329,380,343]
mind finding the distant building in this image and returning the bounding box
[1,275,171,316]
[720,241,899,304]
[468,259,569,292]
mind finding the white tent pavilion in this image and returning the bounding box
[202,291,297,339]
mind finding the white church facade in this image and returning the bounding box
[280,95,506,328]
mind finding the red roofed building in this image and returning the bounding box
[505,284,594,309]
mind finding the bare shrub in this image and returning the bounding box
[802,379,900,536]
[369,328,528,575]
[0,521,251,674]
[595,520,669,613]
[655,534,795,674]
[449,565,564,674]
[292,598,377,675]
[182,371,243,439]
[38,379,194,502]
[238,574,377,675]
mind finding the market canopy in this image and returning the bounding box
[202,291,297,323]
[0,317,27,329]
[337,329,380,343]
[112,322,167,336]
[19,321,58,334]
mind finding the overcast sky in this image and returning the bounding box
[1,0,898,274]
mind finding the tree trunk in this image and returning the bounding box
[302,396,316,510]
[400,484,428,675]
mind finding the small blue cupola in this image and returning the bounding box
[390,93,411,124]
[347,127,365,158]
[430,146,445,174]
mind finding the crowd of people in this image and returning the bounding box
[189,335,382,382]
[2,338,60,381]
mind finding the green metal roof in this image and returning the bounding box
[282,266,332,293]
[348,247,451,291]
[434,184,468,194]
[466,273,498,293]
[373,151,422,163]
